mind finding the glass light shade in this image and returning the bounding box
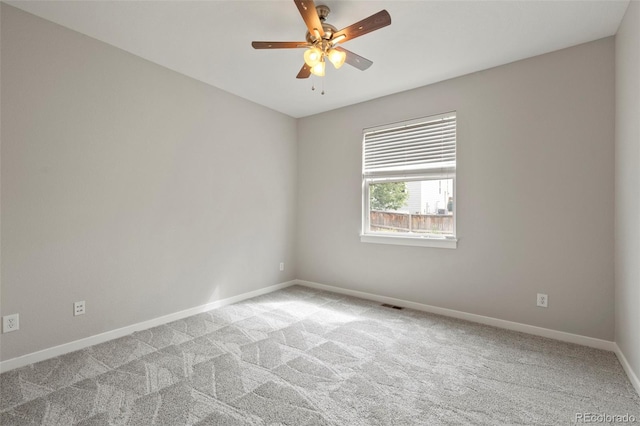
[303,47,323,67]
[310,60,326,77]
[327,49,346,69]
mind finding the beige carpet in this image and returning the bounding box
[1,285,638,425]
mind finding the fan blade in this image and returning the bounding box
[294,0,324,39]
[332,10,391,44]
[334,47,373,71]
[252,41,308,49]
[296,63,311,79]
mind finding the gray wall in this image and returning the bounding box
[615,0,640,383]
[297,38,615,340]
[0,5,297,361]
[0,2,627,364]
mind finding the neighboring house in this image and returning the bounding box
[400,179,454,214]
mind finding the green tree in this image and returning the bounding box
[370,182,408,211]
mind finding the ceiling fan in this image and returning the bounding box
[251,0,391,79]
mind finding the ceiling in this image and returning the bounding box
[6,0,630,118]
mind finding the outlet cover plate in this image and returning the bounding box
[537,293,548,308]
[3,314,20,333]
[74,301,86,316]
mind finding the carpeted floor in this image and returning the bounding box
[0,285,638,425]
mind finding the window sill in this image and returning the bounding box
[360,233,458,249]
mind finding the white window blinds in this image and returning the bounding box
[363,112,456,176]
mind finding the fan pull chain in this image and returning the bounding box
[310,77,325,95]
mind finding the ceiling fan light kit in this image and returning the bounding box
[311,59,326,77]
[303,45,344,76]
[252,0,391,80]
[327,49,346,69]
[304,47,322,67]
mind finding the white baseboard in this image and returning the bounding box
[4,276,636,397]
[614,343,640,396]
[296,280,616,352]
[0,280,297,373]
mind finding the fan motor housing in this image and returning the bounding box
[305,22,337,43]
[304,5,336,43]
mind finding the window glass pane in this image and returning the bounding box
[368,179,454,236]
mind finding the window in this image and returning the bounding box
[361,112,457,248]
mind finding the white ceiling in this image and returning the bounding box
[6,0,630,118]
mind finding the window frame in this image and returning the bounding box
[360,112,458,249]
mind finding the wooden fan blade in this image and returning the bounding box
[332,10,391,43]
[334,47,373,71]
[252,41,308,49]
[294,0,324,39]
[296,63,311,79]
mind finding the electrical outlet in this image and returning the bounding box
[3,314,19,333]
[74,301,86,316]
[537,293,548,308]
[279,262,285,271]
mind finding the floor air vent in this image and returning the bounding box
[381,303,404,310]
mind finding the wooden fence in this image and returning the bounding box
[370,210,453,234]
